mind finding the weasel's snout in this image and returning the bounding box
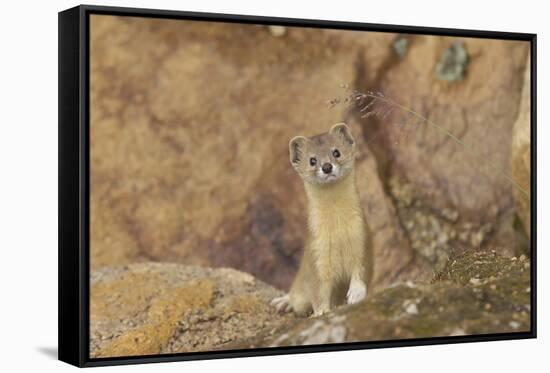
[322,163,333,174]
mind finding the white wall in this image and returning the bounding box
[0,0,545,371]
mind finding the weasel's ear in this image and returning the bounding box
[289,136,308,168]
[330,122,355,146]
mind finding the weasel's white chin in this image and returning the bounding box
[318,174,339,184]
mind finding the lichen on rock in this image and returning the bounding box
[90,248,530,357]
[393,35,409,58]
[388,176,500,271]
[90,263,296,357]
[229,249,530,349]
[435,42,469,82]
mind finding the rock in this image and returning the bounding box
[354,139,422,287]
[90,263,295,357]
[229,250,530,349]
[91,251,529,356]
[435,42,469,82]
[511,54,532,240]
[89,15,413,290]
[403,300,419,315]
[89,15,530,292]
[352,35,530,259]
[469,277,481,286]
[393,35,409,58]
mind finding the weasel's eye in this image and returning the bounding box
[309,157,317,166]
[333,149,341,158]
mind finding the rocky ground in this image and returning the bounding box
[90,263,296,357]
[90,249,531,358]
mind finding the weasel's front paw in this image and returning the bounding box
[271,294,292,313]
[312,309,329,317]
[347,279,367,305]
[312,303,331,317]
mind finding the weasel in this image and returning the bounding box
[272,123,372,316]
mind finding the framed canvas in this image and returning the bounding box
[58,4,537,367]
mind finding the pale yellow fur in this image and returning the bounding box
[271,123,372,316]
[287,169,371,316]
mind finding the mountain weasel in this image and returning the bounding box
[271,123,372,316]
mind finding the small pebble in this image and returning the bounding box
[405,303,418,315]
[329,325,347,343]
[450,328,466,336]
[469,278,481,286]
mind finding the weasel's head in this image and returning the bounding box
[289,123,356,185]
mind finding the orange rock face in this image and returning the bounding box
[89,15,531,290]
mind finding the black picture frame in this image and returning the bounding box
[58,4,537,368]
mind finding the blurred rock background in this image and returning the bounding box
[89,15,531,292]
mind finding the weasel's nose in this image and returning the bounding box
[322,163,333,174]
